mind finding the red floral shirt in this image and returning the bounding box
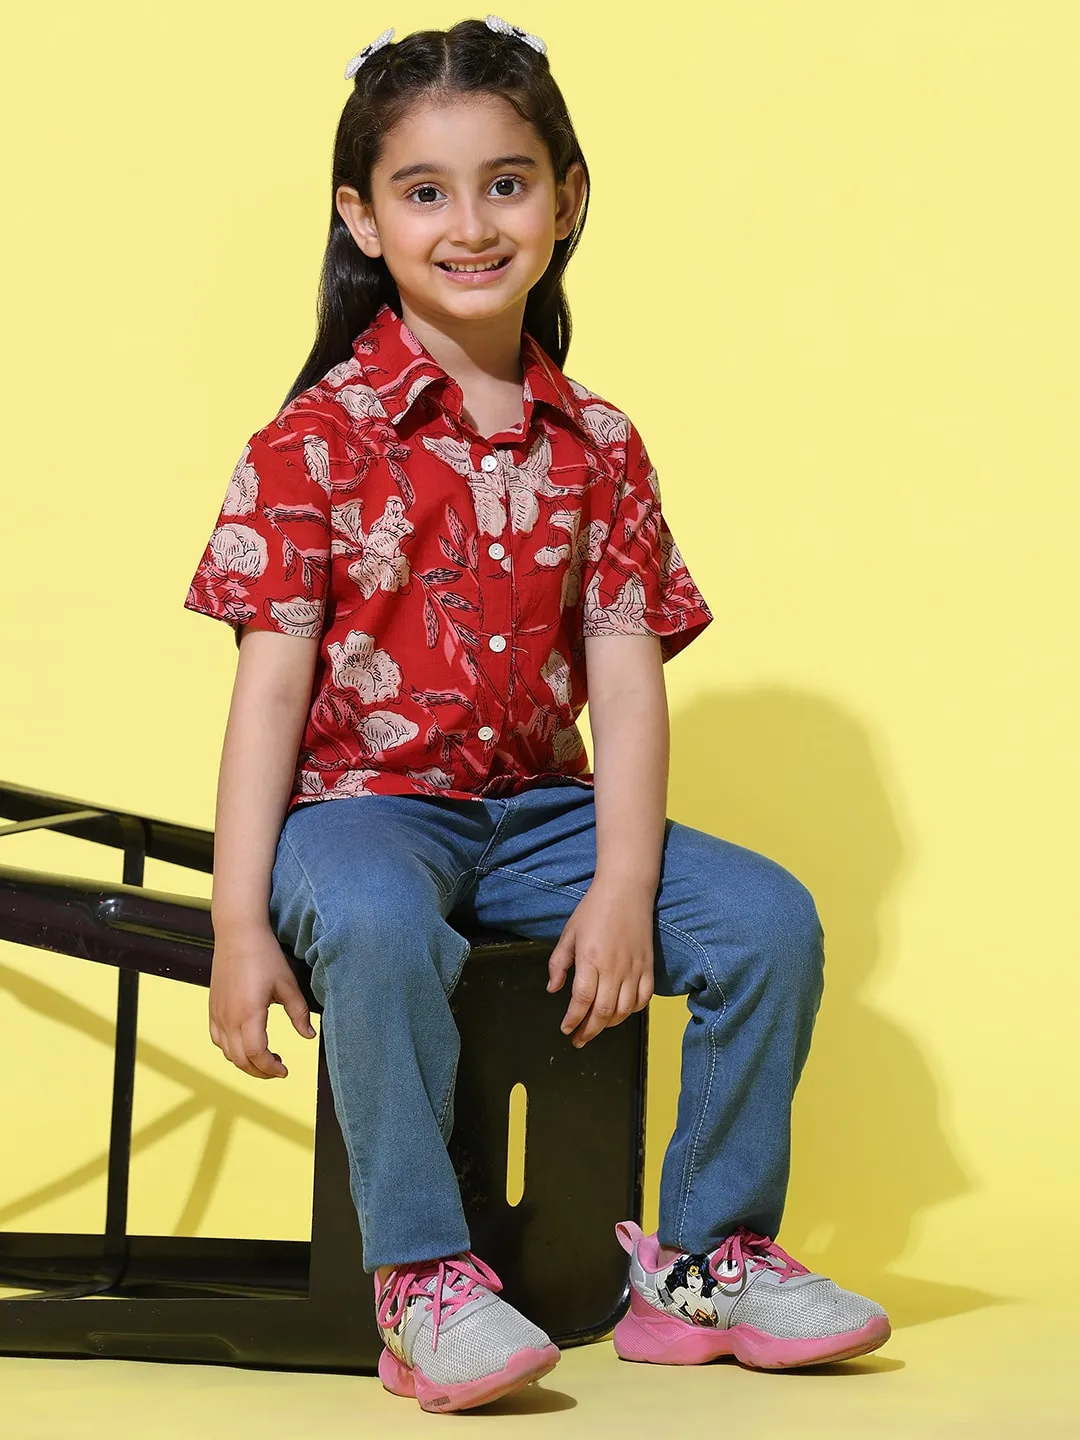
[185,302,713,812]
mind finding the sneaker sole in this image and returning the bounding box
[613,1296,891,1370]
[379,1342,561,1412]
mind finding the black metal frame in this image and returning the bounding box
[0,787,155,1303]
[0,781,648,1372]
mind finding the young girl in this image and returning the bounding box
[185,15,890,1414]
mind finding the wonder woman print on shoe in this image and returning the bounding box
[612,1221,891,1369]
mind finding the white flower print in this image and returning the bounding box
[267,597,322,638]
[541,650,584,763]
[406,766,455,790]
[507,432,567,532]
[298,767,382,798]
[327,630,402,701]
[222,446,259,516]
[322,356,363,388]
[338,496,413,600]
[303,434,332,493]
[387,372,434,421]
[422,431,582,538]
[421,435,504,535]
[541,648,573,708]
[534,510,608,609]
[208,523,268,579]
[357,710,420,754]
[568,385,631,448]
[331,499,365,554]
[582,571,650,636]
[335,382,390,423]
[324,769,384,797]
[660,529,683,580]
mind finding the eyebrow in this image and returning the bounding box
[387,154,540,185]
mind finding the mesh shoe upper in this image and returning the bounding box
[377,1252,554,1386]
[727,1272,883,1339]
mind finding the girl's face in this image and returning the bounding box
[337,94,584,334]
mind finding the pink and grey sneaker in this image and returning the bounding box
[375,1250,561,1412]
[612,1220,891,1369]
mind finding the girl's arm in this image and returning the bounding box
[586,633,669,892]
[546,634,668,1045]
[208,627,320,1080]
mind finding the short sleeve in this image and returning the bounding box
[184,422,332,642]
[581,417,714,662]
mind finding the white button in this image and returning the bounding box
[488,634,507,652]
[477,725,495,741]
[479,454,498,472]
[488,542,505,560]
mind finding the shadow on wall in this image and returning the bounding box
[648,685,999,1327]
[0,961,313,1239]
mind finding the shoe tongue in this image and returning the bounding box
[413,1261,472,1301]
[406,1263,496,1339]
[711,1242,779,1278]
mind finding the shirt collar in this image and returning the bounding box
[352,301,590,439]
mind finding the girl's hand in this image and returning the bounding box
[546,879,655,1047]
[208,926,317,1079]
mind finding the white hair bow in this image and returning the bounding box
[484,14,547,55]
[344,27,395,80]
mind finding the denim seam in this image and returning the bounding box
[435,932,472,1131]
[437,1049,461,1134]
[472,801,520,880]
[489,863,728,1248]
[279,829,375,1237]
[443,866,476,914]
[663,928,727,1249]
[485,866,590,901]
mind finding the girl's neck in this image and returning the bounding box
[398,297,527,392]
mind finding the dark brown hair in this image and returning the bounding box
[280,18,591,411]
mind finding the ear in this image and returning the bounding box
[336,184,382,259]
[553,160,586,242]
[615,1220,643,1255]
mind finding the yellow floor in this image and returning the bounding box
[2,1297,1076,1439]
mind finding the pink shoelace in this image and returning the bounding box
[376,1251,503,1350]
[707,1226,811,1285]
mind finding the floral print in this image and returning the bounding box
[185,302,713,811]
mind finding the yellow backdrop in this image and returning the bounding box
[2,1,1076,1329]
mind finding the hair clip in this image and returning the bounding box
[344,27,395,80]
[484,14,547,55]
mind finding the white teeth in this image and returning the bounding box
[442,259,505,272]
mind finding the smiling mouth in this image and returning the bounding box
[436,257,512,273]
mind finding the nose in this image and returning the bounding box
[446,193,498,250]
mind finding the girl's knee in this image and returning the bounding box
[707,847,822,991]
[751,859,824,993]
[307,893,466,1001]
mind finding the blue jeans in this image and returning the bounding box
[268,779,824,1273]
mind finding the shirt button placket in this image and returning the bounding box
[476,448,513,750]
